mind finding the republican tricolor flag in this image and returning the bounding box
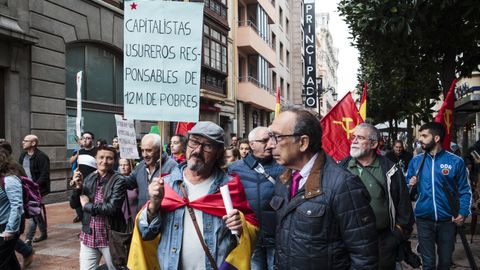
[127,175,259,270]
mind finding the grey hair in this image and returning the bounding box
[142,133,162,149]
[248,126,268,141]
[356,123,381,141]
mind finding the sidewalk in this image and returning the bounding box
[18,202,480,269]
[18,202,81,270]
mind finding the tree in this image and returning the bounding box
[339,0,480,144]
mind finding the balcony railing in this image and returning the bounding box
[238,20,274,49]
[239,76,274,95]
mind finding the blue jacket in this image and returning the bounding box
[125,152,177,212]
[137,165,239,270]
[407,150,472,221]
[0,175,23,234]
[228,154,284,246]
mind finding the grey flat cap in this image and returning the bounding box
[188,121,225,145]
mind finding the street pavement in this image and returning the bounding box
[17,202,480,269]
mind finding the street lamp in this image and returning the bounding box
[301,77,338,105]
[316,77,337,101]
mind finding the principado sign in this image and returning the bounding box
[303,0,316,108]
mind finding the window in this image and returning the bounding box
[203,25,228,74]
[202,23,228,94]
[286,18,290,35]
[205,0,227,19]
[272,71,277,91]
[287,83,290,100]
[280,77,284,97]
[271,32,276,50]
[279,42,284,63]
[66,43,123,105]
[286,50,290,68]
[65,43,123,149]
[279,7,283,28]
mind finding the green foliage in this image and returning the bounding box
[339,0,480,128]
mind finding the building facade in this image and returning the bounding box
[454,72,480,152]
[315,12,338,116]
[0,0,236,202]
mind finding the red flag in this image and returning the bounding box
[434,79,456,152]
[157,174,258,226]
[320,92,364,162]
[175,122,195,136]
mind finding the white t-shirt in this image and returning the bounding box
[181,174,214,270]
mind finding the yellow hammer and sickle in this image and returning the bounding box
[444,109,452,135]
[333,117,355,139]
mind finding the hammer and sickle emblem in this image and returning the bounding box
[333,117,355,139]
[444,109,452,135]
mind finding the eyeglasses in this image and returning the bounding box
[187,139,215,152]
[268,133,301,145]
[252,138,270,144]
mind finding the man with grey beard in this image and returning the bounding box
[339,123,414,270]
[133,121,257,270]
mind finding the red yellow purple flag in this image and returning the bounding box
[320,92,364,162]
[359,82,367,120]
[434,79,456,152]
[127,174,258,270]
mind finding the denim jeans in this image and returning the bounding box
[416,218,456,270]
[0,224,20,270]
[25,212,47,241]
[251,244,275,270]
[15,239,33,258]
[79,242,115,270]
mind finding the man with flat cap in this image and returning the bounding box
[128,121,259,270]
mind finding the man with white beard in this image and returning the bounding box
[339,123,414,270]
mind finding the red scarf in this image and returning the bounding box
[159,174,258,227]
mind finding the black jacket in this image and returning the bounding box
[339,155,414,237]
[271,152,378,270]
[70,172,127,234]
[19,149,50,196]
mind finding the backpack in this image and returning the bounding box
[0,175,42,219]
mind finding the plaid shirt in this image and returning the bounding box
[80,173,111,248]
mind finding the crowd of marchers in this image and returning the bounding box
[0,106,477,270]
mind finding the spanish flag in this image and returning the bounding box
[274,86,281,118]
[127,174,259,270]
[359,82,367,120]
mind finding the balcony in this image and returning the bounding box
[239,0,276,23]
[237,76,276,111]
[237,21,276,67]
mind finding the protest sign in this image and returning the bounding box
[115,114,140,159]
[124,0,204,122]
[67,116,83,150]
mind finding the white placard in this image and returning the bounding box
[76,71,83,138]
[220,185,238,235]
[67,116,83,150]
[115,114,140,159]
[124,0,204,122]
